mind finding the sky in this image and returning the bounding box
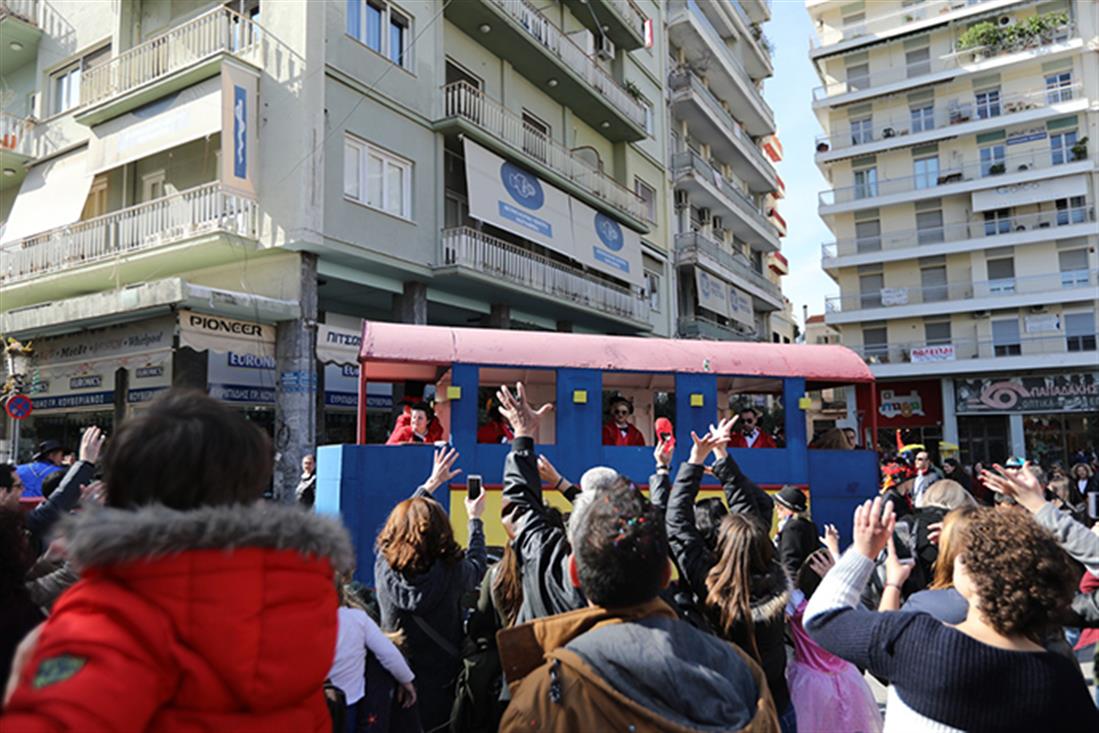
[761,0,838,328]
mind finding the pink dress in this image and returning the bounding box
[786,593,883,733]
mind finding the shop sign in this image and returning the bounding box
[69,375,103,390]
[881,288,908,306]
[33,392,115,410]
[179,310,275,360]
[910,344,955,363]
[1006,129,1047,146]
[956,373,1099,413]
[135,366,164,379]
[875,380,943,427]
[878,389,926,419]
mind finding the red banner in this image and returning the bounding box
[875,380,943,428]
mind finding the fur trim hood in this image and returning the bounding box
[63,502,354,575]
[749,561,791,624]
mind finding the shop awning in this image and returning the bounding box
[971,174,1088,212]
[179,308,275,359]
[317,324,362,367]
[0,148,94,245]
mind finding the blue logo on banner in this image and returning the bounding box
[699,271,713,298]
[594,213,624,252]
[499,202,553,237]
[233,85,247,179]
[500,162,544,210]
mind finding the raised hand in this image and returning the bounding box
[927,521,943,546]
[820,523,841,560]
[808,549,835,578]
[653,435,674,468]
[711,415,739,459]
[851,496,895,561]
[884,535,913,588]
[688,429,729,467]
[80,480,106,506]
[495,383,553,439]
[981,461,1045,513]
[465,486,486,520]
[79,426,106,464]
[537,455,562,486]
[423,446,461,494]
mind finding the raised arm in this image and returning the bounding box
[461,489,488,589]
[711,416,773,525]
[25,428,104,552]
[666,430,727,596]
[648,436,674,512]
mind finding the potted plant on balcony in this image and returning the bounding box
[816,141,830,153]
[1071,136,1088,161]
[625,81,643,100]
[958,21,999,61]
[988,162,1006,175]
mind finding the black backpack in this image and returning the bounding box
[450,568,508,733]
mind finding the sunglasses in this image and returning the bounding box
[612,409,630,416]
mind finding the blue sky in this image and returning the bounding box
[762,0,838,327]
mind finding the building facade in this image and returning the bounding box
[808,0,1098,465]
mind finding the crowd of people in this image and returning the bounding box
[1,385,1098,732]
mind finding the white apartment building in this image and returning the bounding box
[809,0,1098,465]
[665,0,789,343]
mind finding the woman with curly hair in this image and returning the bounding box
[805,496,1098,732]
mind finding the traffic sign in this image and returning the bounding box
[5,394,33,420]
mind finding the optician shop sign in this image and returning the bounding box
[955,373,1099,413]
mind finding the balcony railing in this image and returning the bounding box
[0,111,36,158]
[820,147,1091,207]
[487,0,645,129]
[81,6,261,108]
[813,20,1076,101]
[442,82,648,224]
[816,83,1084,153]
[0,182,258,284]
[822,206,1095,260]
[440,226,648,324]
[850,331,1098,365]
[669,70,775,181]
[811,0,998,50]
[825,269,1097,314]
[671,150,776,235]
[605,0,648,41]
[674,231,781,303]
[0,0,72,39]
[678,315,756,341]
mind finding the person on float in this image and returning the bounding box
[601,396,645,447]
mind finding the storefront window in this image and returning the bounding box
[1025,414,1092,467]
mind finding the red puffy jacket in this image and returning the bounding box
[1,503,353,733]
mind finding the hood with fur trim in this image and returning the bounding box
[749,560,792,625]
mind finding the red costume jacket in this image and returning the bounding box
[728,430,777,449]
[602,422,646,446]
[385,412,445,444]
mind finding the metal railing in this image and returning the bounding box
[0,0,73,39]
[811,0,997,50]
[678,315,757,341]
[820,147,1091,207]
[816,83,1084,153]
[487,0,645,129]
[0,111,36,158]
[604,0,648,41]
[440,226,648,323]
[849,331,1099,365]
[671,150,776,237]
[0,182,258,284]
[822,206,1095,260]
[443,82,648,223]
[81,6,261,108]
[669,70,775,181]
[674,231,781,302]
[812,20,1076,101]
[825,269,1097,313]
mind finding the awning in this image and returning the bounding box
[971,174,1088,212]
[178,309,275,359]
[0,148,94,245]
[317,324,362,367]
[88,76,222,174]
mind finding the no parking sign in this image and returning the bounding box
[4,394,33,420]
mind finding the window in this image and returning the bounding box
[444,193,469,228]
[980,144,1005,176]
[850,117,873,146]
[846,63,870,92]
[854,167,878,199]
[635,178,656,224]
[987,257,1015,293]
[905,47,931,78]
[855,219,881,253]
[925,320,952,346]
[1051,130,1077,166]
[1045,72,1073,104]
[348,0,412,69]
[910,103,934,133]
[1065,312,1096,352]
[521,110,550,162]
[48,45,110,116]
[991,318,1021,356]
[862,324,888,360]
[1059,249,1089,287]
[920,262,948,302]
[913,155,939,189]
[141,170,166,203]
[975,89,1000,119]
[645,270,661,311]
[859,272,884,309]
[344,135,412,219]
[1056,195,1087,226]
[983,208,1011,235]
[81,174,108,219]
[916,209,944,244]
[641,98,654,137]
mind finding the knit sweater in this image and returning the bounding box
[804,550,1099,733]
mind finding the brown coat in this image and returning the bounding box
[498,599,779,733]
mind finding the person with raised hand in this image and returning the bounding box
[23,425,105,556]
[804,497,1098,732]
[711,415,775,527]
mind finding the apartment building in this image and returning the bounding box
[809,0,1098,465]
[665,0,789,342]
[0,0,674,494]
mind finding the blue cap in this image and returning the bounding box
[1004,456,1027,468]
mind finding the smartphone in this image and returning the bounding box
[467,475,483,501]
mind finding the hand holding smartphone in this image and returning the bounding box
[467,475,483,501]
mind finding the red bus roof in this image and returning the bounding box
[358,322,873,385]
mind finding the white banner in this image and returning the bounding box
[910,344,956,363]
[881,288,909,306]
[971,174,1088,212]
[220,60,259,198]
[1025,314,1061,333]
[179,309,274,359]
[569,198,644,287]
[726,283,754,328]
[695,268,729,317]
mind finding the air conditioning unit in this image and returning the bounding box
[1028,305,1047,313]
[674,190,689,208]
[697,207,712,225]
[595,34,616,61]
[972,310,991,319]
[997,15,1014,27]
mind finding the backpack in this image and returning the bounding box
[450,568,508,733]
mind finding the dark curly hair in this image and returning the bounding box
[961,509,1076,639]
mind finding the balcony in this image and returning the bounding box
[678,315,756,341]
[819,148,1094,214]
[822,205,1096,268]
[560,0,648,50]
[739,0,772,24]
[444,0,646,142]
[669,71,776,193]
[825,269,1097,324]
[0,111,38,171]
[674,231,783,310]
[438,227,650,328]
[667,0,775,136]
[812,20,1078,106]
[671,150,780,251]
[439,82,649,230]
[726,0,773,79]
[0,182,259,310]
[0,0,71,72]
[815,84,1087,161]
[76,6,263,126]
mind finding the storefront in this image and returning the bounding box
[873,380,944,460]
[317,322,393,444]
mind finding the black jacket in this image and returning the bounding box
[775,516,822,580]
[26,460,95,556]
[666,462,791,715]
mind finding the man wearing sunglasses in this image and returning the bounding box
[726,407,777,449]
[601,396,645,447]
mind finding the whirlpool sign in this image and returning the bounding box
[465,138,643,287]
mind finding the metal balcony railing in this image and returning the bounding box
[813,20,1076,101]
[440,226,648,323]
[81,6,261,108]
[820,147,1091,207]
[821,206,1095,260]
[0,182,258,284]
[816,83,1084,153]
[605,0,648,41]
[442,82,648,224]
[674,231,781,303]
[850,331,1098,365]
[671,150,776,236]
[0,111,37,158]
[678,315,756,341]
[487,0,645,129]
[825,269,1097,314]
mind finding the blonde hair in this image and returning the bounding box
[1071,463,1094,480]
[916,479,977,510]
[929,506,980,590]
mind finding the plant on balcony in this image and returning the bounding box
[957,21,999,51]
[1071,136,1089,161]
[988,162,1006,175]
[624,80,643,100]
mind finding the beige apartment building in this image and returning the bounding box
[808,0,1098,465]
